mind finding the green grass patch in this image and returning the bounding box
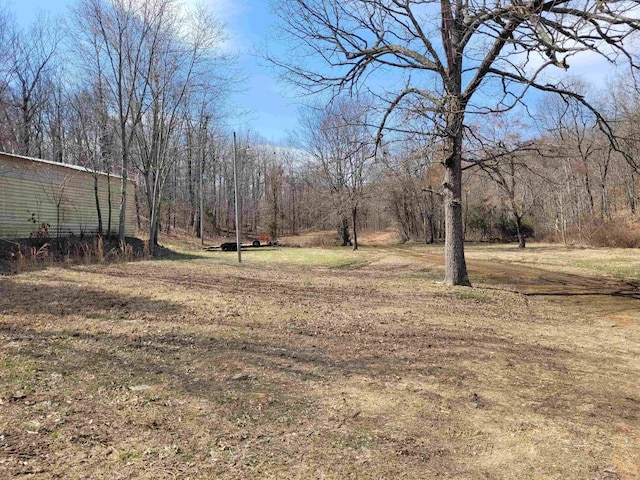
[433,289,492,303]
[572,259,640,281]
[242,246,374,269]
[456,290,491,303]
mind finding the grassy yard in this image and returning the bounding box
[1,242,639,479]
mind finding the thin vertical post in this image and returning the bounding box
[200,135,204,245]
[233,132,241,263]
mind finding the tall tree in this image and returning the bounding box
[272,0,640,285]
[132,1,228,252]
[74,0,161,242]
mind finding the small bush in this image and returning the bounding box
[580,218,639,248]
[4,236,152,274]
[96,237,105,263]
[467,202,495,241]
[30,222,50,239]
[496,215,534,241]
[119,240,134,261]
[546,215,640,248]
[10,243,50,273]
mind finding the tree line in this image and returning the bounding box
[1,0,639,284]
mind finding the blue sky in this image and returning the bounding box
[9,0,299,144]
[9,0,625,145]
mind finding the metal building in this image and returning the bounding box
[0,152,136,238]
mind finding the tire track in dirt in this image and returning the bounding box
[376,245,640,327]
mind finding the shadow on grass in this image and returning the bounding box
[0,276,182,318]
[2,278,638,432]
[2,276,639,480]
[523,289,640,300]
[148,243,202,262]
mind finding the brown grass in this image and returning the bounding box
[547,214,640,248]
[279,229,403,248]
[0,241,639,479]
[278,230,338,247]
[0,236,154,275]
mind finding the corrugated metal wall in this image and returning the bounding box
[0,152,137,238]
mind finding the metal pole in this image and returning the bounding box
[200,129,204,245]
[233,132,241,263]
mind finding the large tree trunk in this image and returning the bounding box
[443,102,471,286]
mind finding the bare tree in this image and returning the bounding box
[272,0,640,285]
[264,152,284,242]
[0,8,14,135]
[608,77,640,214]
[466,114,544,247]
[74,0,164,242]
[132,1,228,252]
[383,147,443,244]
[2,13,61,157]
[68,88,106,236]
[298,96,376,249]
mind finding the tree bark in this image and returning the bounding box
[352,204,358,251]
[340,216,350,246]
[443,99,471,286]
[93,175,103,236]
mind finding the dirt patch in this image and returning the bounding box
[378,244,640,327]
[278,229,403,248]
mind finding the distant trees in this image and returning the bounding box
[264,155,284,242]
[297,97,376,250]
[70,0,234,250]
[381,142,444,245]
[467,115,543,248]
[1,0,639,253]
[0,13,61,157]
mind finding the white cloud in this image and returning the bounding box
[181,0,251,52]
[201,0,246,23]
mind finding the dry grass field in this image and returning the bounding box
[1,238,639,479]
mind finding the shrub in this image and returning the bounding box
[562,217,640,248]
[496,215,534,241]
[467,202,495,241]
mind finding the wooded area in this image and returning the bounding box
[0,0,638,281]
